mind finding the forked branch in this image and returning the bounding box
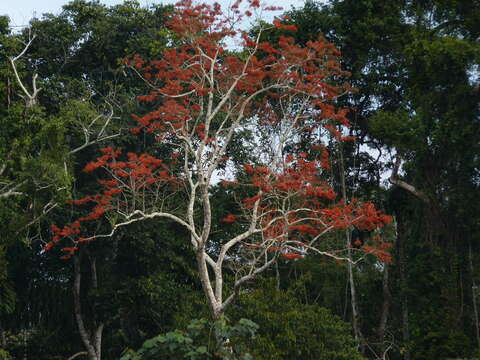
[8,29,41,108]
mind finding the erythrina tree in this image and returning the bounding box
[46,0,391,333]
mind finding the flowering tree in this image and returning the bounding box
[47,0,391,326]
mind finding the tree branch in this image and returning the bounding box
[389,155,430,203]
[9,30,41,108]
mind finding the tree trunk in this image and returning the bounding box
[6,77,11,109]
[396,217,411,360]
[196,249,220,320]
[347,240,365,353]
[73,254,103,360]
[469,243,480,353]
[338,143,365,353]
[378,262,391,357]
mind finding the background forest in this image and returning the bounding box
[0,0,479,359]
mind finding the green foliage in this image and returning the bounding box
[230,281,365,360]
[0,349,13,360]
[2,327,80,360]
[368,110,424,151]
[120,318,258,360]
[278,1,480,357]
[1,1,480,359]
[0,246,15,316]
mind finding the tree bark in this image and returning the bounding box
[196,249,220,320]
[338,143,365,353]
[389,155,429,204]
[346,240,365,353]
[378,262,391,356]
[396,217,411,360]
[73,254,103,360]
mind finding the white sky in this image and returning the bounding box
[1,0,308,29]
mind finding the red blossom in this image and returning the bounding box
[273,19,298,32]
[282,252,304,260]
[220,214,236,223]
[47,0,391,270]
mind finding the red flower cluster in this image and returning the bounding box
[47,0,392,268]
[220,214,236,223]
[46,149,177,257]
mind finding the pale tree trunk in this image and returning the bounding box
[378,262,391,357]
[378,219,395,358]
[73,254,104,360]
[275,262,281,291]
[346,240,365,353]
[196,249,221,320]
[338,144,365,353]
[196,249,231,360]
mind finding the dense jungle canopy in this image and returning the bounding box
[0,0,479,359]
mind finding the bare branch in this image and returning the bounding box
[66,351,88,360]
[0,180,27,199]
[221,255,276,311]
[389,155,429,203]
[9,31,41,108]
[76,209,199,244]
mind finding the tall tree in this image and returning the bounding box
[280,0,480,358]
[45,0,391,346]
[0,2,175,358]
